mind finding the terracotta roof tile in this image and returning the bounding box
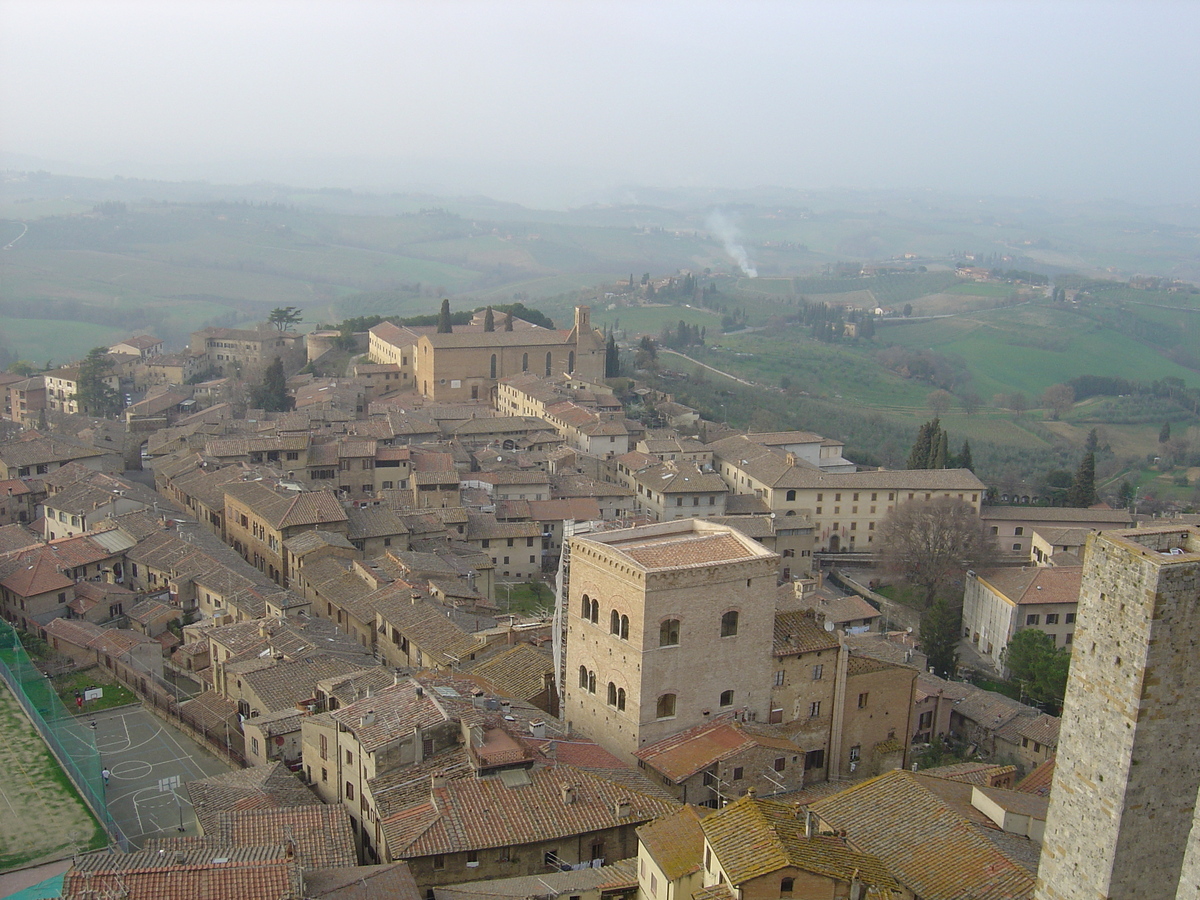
[808,770,1036,900]
[702,795,900,894]
[636,806,708,881]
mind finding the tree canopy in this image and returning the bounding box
[1004,628,1070,712]
[921,598,961,678]
[267,306,303,332]
[72,347,122,417]
[1065,452,1096,508]
[877,497,997,607]
[249,357,293,412]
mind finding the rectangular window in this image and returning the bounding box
[774,670,785,686]
[732,766,744,780]
[809,701,821,717]
[433,855,445,870]
[1026,614,1040,626]
[320,734,328,760]
[812,664,823,680]
[1045,613,1059,625]
[804,749,825,770]
[857,692,869,709]
[1065,612,1076,624]
[345,782,354,800]
[773,757,786,772]
[918,710,934,729]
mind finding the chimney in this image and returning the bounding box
[431,772,447,791]
[360,711,375,728]
[529,719,546,739]
[614,798,632,818]
[805,809,816,838]
[745,786,757,799]
[561,784,577,805]
[786,452,797,467]
[394,670,403,686]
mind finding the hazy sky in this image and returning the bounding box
[2,0,1198,207]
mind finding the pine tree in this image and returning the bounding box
[437,299,452,334]
[1066,452,1097,508]
[958,439,974,472]
[483,306,495,332]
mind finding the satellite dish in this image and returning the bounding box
[823,620,835,632]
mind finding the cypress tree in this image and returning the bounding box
[483,306,495,332]
[605,333,619,377]
[907,421,934,469]
[933,431,949,469]
[1066,452,1097,508]
[437,299,452,333]
[959,439,974,472]
[503,311,513,332]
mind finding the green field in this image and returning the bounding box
[875,304,1199,399]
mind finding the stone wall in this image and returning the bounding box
[1036,527,1200,900]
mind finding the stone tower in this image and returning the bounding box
[563,519,778,763]
[1036,526,1200,900]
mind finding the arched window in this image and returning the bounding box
[620,614,629,640]
[721,611,739,637]
[545,352,552,376]
[785,509,796,516]
[780,877,795,896]
[588,671,596,694]
[719,689,734,707]
[579,665,588,688]
[607,682,617,706]
[656,694,676,719]
[490,354,497,379]
[590,599,599,624]
[617,688,626,711]
[581,594,591,619]
[568,350,575,373]
[522,353,529,372]
[786,490,796,501]
[659,619,680,647]
[610,609,620,634]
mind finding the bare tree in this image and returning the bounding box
[877,497,997,607]
[1042,383,1075,420]
[927,389,953,417]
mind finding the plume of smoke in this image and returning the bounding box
[706,210,757,278]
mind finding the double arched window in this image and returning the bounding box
[606,682,626,711]
[581,594,598,624]
[610,610,629,639]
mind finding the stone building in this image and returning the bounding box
[368,306,605,403]
[189,326,304,376]
[962,566,1082,674]
[1036,526,1200,900]
[564,519,779,763]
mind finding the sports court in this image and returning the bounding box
[90,706,233,848]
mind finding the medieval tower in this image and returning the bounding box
[1036,526,1200,900]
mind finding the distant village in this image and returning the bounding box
[2,302,1190,900]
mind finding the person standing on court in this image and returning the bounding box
[101,768,110,786]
